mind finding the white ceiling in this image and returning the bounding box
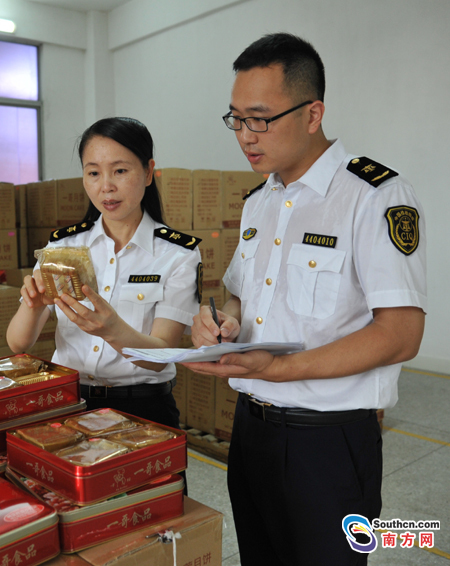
[26,0,131,12]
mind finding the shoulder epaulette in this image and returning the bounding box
[347,157,398,188]
[243,182,266,200]
[50,221,94,242]
[154,227,201,250]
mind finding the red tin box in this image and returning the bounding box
[0,400,87,454]
[0,454,6,476]
[6,469,184,553]
[6,409,187,505]
[0,354,80,423]
[0,477,60,566]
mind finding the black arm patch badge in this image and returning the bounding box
[385,206,419,255]
[347,157,398,187]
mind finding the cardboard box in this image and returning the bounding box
[189,229,222,288]
[18,227,29,267]
[192,170,222,230]
[221,171,266,228]
[215,378,238,442]
[27,178,88,227]
[155,168,192,230]
[221,228,240,273]
[75,497,223,566]
[2,268,57,343]
[0,183,16,229]
[174,364,188,424]
[14,184,27,227]
[0,229,18,269]
[0,285,21,347]
[4,267,32,288]
[28,227,54,262]
[186,370,216,434]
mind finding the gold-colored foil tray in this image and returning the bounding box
[54,438,129,466]
[65,409,138,437]
[13,372,64,386]
[16,423,85,452]
[108,424,176,450]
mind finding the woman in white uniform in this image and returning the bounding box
[7,117,202,430]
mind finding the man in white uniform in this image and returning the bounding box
[186,33,426,565]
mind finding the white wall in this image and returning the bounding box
[1,0,448,373]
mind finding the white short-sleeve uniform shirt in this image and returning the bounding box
[43,212,201,386]
[223,140,427,410]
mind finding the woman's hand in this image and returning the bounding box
[21,271,54,309]
[55,284,120,340]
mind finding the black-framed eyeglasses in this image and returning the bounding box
[222,100,313,132]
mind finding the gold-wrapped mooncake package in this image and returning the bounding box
[108,424,176,450]
[34,246,98,301]
[13,372,63,386]
[16,423,85,452]
[0,356,47,379]
[65,409,138,437]
[0,376,20,390]
[54,438,128,466]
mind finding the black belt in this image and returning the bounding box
[80,379,175,399]
[242,394,376,427]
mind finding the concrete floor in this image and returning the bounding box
[185,368,450,565]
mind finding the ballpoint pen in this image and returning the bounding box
[209,296,222,343]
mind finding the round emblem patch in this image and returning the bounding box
[242,228,257,240]
[385,206,419,255]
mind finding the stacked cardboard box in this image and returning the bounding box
[26,178,88,265]
[0,183,18,269]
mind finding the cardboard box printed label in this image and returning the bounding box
[192,170,222,230]
[188,229,222,288]
[0,183,16,229]
[27,178,88,227]
[155,168,193,230]
[0,229,18,269]
[221,228,240,273]
[221,171,266,228]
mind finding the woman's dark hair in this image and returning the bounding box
[78,117,164,224]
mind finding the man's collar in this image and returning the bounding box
[266,139,347,196]
[299,139,347,196]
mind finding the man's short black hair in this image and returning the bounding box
[233,33,325,102]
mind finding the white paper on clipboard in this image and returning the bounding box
[122,342,304,364]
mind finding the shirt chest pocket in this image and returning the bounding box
[117,283,164,330]
[240,239,260,301]
[287,244,346,319]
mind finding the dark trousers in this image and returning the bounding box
[227,394,383,566]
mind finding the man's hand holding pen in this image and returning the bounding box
[191,304,240,348]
